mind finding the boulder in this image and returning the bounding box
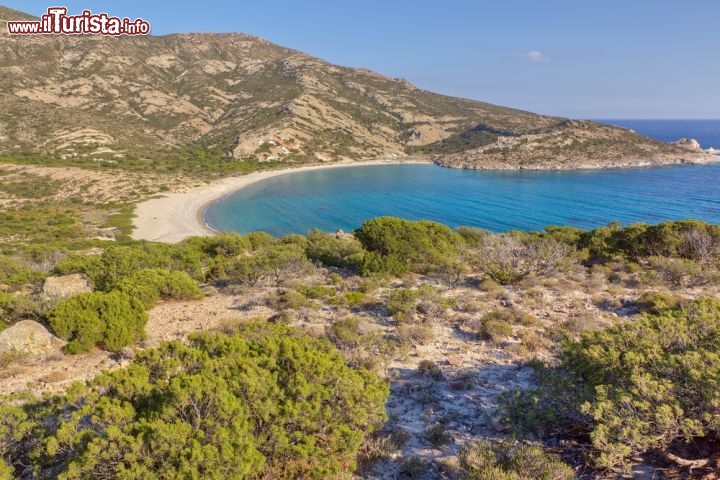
[41,274,92,300]
[0,320,65,360]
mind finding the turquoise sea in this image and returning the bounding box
[205,120,720,236]
[205,163,720,236]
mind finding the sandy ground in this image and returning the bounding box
[133,158,432,243]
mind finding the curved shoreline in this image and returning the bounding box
[132,158,432,243]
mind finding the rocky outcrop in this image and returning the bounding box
[41,274,92,300]
[672,138,703,151]
[0,320,65,360]
[434,123,720,171]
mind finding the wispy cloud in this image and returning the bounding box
[526,50,550,63]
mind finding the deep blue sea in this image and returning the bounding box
[596,119,720,149]
[205,120,720,236]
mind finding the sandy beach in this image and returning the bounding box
[133,158,432,243]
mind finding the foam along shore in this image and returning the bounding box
[132,158,432,244]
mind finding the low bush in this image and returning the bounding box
[116,268,203,308]
[182,232,251,258]
[397,323,435,346]
[222,243,311,287]
[343,291,368,307]
[470,235,575,285]
[424,423,453,448]
[0,325,389,479]
[385,288,420,320]
[0,256,47,290]
[327,316,361,348]
[355,217,463,276]
[635,291,683,314]
[0,293,45,324]
[268,289,307,310]
[295,284,336,299]
[482,308,540,327]
[417,359,443,380]
[646,255,705,287]
[385,285,444,322]
[455,226,491,245]
[48,291,147,353]
[479,320,512,344]
[514,330,550,354]
[458,440,574,480]
[306,230,364,268]
[581,220,720,264]
[54,243,205,291]
[502,298,720,470]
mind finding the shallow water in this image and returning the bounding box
[204,163,720,236]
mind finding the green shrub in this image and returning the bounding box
[459,440,574,480]
[53,254,104,286]
[0,293,45,324]
[504,298,720,470]
[343,291,367,307]
[48,291,147,353]
[479,312,514,344]
[269,289,307,310]
[647,255,704,287]
[581,220,720,263]
[0,256,47,290]
[295,284,336,299]
[182,232,251,258]
[542,225,586,247]
[455,226,491,245]
[356,251,409,276]
[0,326,389,479]
[116,268,203,308]
[385,288,420,320]
[117,268,203,308]
[355,217,462,275]
[223,243,310,287]
[482,308,540,327]
[54,243,205,291]
[327,316,361,348]
[246,231,276,249]
[636,291,683,315]
[305,230,364,268]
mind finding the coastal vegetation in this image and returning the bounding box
[0,325,388,479]
[1,214,719,478]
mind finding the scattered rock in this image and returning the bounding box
[485,412,507,433]
[0,320,65,360]
[41,274,92,300]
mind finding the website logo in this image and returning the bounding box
[7,7,151,36]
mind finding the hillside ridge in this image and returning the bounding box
[0,6,714,170]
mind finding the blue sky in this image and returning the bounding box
[6,1,719,119]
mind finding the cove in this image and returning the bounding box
[204,163,720,236]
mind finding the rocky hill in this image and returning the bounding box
[0,6,714,169]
